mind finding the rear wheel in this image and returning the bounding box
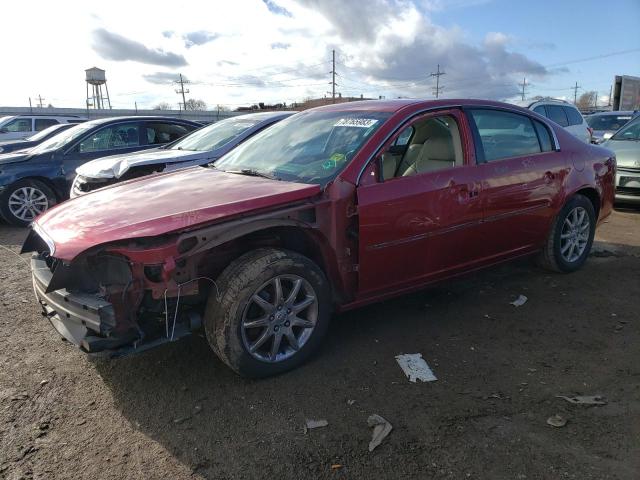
[538,194,596,273]
[0,179,57,227]
[204,248,331,378]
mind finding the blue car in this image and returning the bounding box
[0,116,200,226]
[72,111,295,197]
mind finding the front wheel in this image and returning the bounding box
[538,194,596,273]
[204,248,331,378]
[0,179,57,227]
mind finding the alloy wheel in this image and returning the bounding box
[8,186,49,222]
[241,274,318,363]
[560,206,590,263]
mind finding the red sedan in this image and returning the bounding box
[24,99,616,377]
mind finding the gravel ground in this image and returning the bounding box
[0,208,639,480]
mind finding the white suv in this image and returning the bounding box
[520,99,591,143]
[0,115,85,141]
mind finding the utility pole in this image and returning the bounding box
[329,49,338,103]
[594,92,598,109]
[174,74,190,111]
[36,94,45,108]
[608,84,612,106]
[29,97,33,113]
[518,77,528,101]
[430,64,446,99]
[571,81,581,104]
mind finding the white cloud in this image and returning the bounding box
[0,0,551,109]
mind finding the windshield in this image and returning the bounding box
[587,114,633,131]
[29,123,95,153]
[25,124,67,141]
[214,110,391,185]
[0,116,11,126]
[611,117,640,141]
[171,117,260,152]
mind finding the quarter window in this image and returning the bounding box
[533,120,553,152]
[77,123,140,153]
[35,119,59,131]
[546,105,569,127]
[564,106,584,126]
[3,118,32,132]
[469,109,542,162]
[533,105,547,117]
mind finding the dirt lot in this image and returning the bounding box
[0,208,639,480]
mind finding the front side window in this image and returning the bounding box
[587,114,633,131]
[215,110,391,185]
[470,109,542,162]
[35,119,59,131]
[611,117,640,141]
[172,117,261,152]
[77,123,140,153]
[381,115,463,180]
[3,118,32,132]
[564,107,584,126]
[546,105,569,127]
[146,122,192,145]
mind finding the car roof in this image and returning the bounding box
[230,111,297,121]
[589,110,637,116]
[82,116,201,127]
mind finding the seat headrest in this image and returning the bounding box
[426,136,454,161]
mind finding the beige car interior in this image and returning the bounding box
[381,115,464,180]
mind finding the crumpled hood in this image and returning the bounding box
[34,167,321,261]
[0,151,30,166]
[602,140,640,168]
[75,148,217,179]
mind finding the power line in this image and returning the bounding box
[429,64,446,98]
[518,77,529,101]
[571,81,581,104]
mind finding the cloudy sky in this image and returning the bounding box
[0,0,638,110]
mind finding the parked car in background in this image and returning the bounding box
[520,99,592,143]
[0,115,85,141]
[0,123,76,154]
[602,115,640,204]
[586,111,638,143]
[71,111,295,197]
[23,99,615,378]
[0,116,199,226]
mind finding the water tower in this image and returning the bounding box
[85,67,111,109]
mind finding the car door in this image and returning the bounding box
[356,109,485,296]
[466,108,567,259]
[60,122,144,188]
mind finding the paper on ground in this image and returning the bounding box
[510,294,528,307]
[395,353,437,383]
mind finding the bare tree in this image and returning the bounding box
[154,102,173,110]
[185,98,207,111]
[576,91,597,110]
[215,104,229,112]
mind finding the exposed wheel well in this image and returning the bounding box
[574,187,600,219]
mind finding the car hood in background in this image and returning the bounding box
[75,148,218,179]
[33,167,321,261]
[602,140,640,168]
[0,152,30,165]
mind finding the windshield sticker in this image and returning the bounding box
[323,152,347,170]
[334,118,379,128]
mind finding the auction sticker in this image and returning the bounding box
[334,118,379,128]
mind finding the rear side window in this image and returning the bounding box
[533,121,553,152]
[546,105,569,127]
[77,123,140,153]
[564,107,584,126]
[145,122,192,145]
[35,119,59,131]
[469,109,541,162]
[533,105,547,117]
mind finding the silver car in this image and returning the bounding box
[587,111,637,144]
[602,115,640,204]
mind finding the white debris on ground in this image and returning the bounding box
[303,419,328,434]
[395,353,437,383]
[556,395,607,405]
[510,295,528,307]
[367,414,393,452]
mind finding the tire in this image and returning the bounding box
[204,248,332,378]
[538,194,596,273]
[0,179,57,227]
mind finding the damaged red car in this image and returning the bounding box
[23,99,616,377]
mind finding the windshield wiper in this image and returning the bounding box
[224,168,280,180]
